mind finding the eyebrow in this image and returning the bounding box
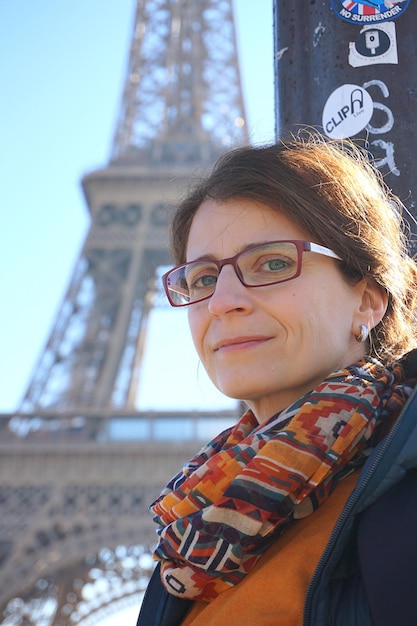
[187,240,276,263]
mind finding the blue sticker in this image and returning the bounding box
[330,0,410,23]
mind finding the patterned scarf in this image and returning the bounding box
[150,358,415,601]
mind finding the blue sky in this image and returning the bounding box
[0,0,275,416]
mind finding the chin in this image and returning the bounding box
[215,385,245,401]
[214,380,267,404]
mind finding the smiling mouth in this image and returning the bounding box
[214,336,272,352]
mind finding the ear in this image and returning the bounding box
[352,277,388,336]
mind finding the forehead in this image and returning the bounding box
[186,198,310,261]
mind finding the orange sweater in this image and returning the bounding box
[181,472,358,626]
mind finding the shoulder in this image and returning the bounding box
[306,386,417,626]
[357,467,417,626]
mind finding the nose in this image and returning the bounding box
[207,264,253,316]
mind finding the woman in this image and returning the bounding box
[137,136,417,625]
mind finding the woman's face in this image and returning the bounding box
[186,198,372,423]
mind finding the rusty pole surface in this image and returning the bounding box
[273,0,417,247]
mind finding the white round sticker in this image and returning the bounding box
[322,84,374,139]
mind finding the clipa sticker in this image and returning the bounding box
[349,23,398,67]
[330,0,410,24]
[322,84,374,139]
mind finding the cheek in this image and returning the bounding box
[305,285,354,345]
[187,308,208,358]
[289,287,334,343]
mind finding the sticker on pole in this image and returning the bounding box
[349,23,398,67]
[330,1,410,24]
[322,84,374,139]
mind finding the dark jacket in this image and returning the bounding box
[138,384,417,626]
[304,383,417,626]
[137,562,192,626]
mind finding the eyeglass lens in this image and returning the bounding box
[166,241,300,306]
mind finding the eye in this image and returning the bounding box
[239,245,298,286]
[190,274,217,290]
[263,257,290,272]
[258,255,294,273]
[185,264,218,293]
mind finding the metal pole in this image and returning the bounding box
[273,0,417,248]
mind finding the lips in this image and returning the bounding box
[213,335,272,352]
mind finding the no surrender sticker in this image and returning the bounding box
[330,0,410,23]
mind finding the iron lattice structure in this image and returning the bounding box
[20,0,248,414]
[1,1,249,623]
[111,0,248,165]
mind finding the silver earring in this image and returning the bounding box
[356,324,369,343]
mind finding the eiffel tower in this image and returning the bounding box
[0,1,249,623]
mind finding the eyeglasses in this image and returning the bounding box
[162,240,342,307]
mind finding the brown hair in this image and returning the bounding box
[169,135,417,366]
